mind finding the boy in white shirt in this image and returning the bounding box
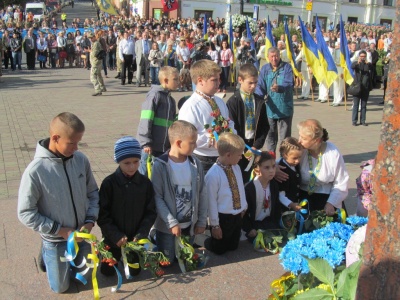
[205,133,248,254]
[178,59,235,173]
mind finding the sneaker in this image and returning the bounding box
[178,88,182,92]
[332,103,340,107]
[183,87,188,92]
[38,242,46,272]
[101,87,107,92]
[362,123,368,126]
[92,92,102,96]
[352,122,358,126]
[320,99,327,103]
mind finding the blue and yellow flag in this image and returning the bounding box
[284,21,302,79]
[229,15,234,51]
[265,16,276,62]
[245,17,259,70]
[96,0,118,16]
[339,15,355,85]
[315,16,337,88]
[299,17,324,84]
[203,15,208,40]
[229,15,236,83]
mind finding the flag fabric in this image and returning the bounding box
[245,17,259,70]
[284,21,302,79]
[265,16,276,62]
[96,0,118,16]
[315,15,338,88]
[162,0,178,12]
[298,16,324,84]
[339,15,355,85]
[203,15,208,40]
[229,15,234,51]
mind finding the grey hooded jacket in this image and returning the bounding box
[152,152,208,236]
[17,139,99,242]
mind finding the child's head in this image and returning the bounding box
[114,136,141,177]
[279,137,303,167]
[159,66,179,90]
[238,64,258,95]
[49,112,85,158]
[253,152,276,181]
[217,133,245,166]
[190,60,221,95]
[152,41,158,49]
[168,120,198,157]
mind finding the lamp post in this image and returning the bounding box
[240,0,244,15]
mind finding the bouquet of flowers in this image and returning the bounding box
[176,236,207,273]
[204,105,231,142]
[225,14,258,36]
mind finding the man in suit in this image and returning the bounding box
[135,31,151,87]
[215,27,228,48]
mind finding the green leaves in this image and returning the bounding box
[293,288,333,300]
[307,258,334,287]
[336,260,362,300]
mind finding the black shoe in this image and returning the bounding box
[115,73,121,79]
[92,92,102,96]
[38,242,46,272]
[362,123,368,126]
[352,122,358,126]
[379,101,384,104]
[121,82,125,85]
[128,81,132,84]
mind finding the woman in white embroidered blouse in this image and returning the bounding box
[218,40,233,93]
[277,119,349,215]
[297,119,349,215]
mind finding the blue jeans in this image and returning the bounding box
[102,55,107,75]
[42,239,92,293]
[156,228,191,263]
[150,67,160,84]
[12,51,22,70]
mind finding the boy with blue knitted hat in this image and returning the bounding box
[97,136,157,276]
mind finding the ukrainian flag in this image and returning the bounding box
[96,0,118,16]
[229,15,236,83]
[203,15,208,40]
[315,16,337,88]
[284,21,302,79]
[339,15,355,85]
[265,16,276,62]
[245,17,259,69]
[299,17,324,84]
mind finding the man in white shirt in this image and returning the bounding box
[383,32,392,52]
[119,31,135,85]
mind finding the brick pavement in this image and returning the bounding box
[0,60,384,298]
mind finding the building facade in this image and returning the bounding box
[133,0,395,30]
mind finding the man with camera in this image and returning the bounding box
[237,38,256,65]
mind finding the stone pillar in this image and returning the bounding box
[355,1,400,299]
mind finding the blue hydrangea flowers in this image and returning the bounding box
[279,216,368,274]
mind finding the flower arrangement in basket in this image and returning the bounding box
[225,14,258,36]
[176,236,208,273]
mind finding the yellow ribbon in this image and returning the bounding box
[337,208,347,224]
[146,155,153,179]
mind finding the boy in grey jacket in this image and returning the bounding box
[152,120,208,263]
[17,112,99,294]
[137,66,179,176]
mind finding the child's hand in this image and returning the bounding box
[143,146,152,154]
[116,236,128,247]
[211,227,222,239]
[248,229,257,238]
[170,225,181,236]
[194,226,206,235]
[80,223,94,234]
[288,202,302,212]
[58,227,76,240]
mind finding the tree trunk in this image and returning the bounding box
[355,2,400,299]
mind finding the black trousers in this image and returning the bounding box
[193,153,218,174]
[4,48,13,69]
[100,245,141,277]
[121,54,133,83]
[26,50,36,69]
[207,213,243,255]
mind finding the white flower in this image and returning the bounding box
[225,14,257,35]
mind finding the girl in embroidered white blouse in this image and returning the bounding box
[275,119,349,216]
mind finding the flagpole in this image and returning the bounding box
[309,68,314,102]
[344,78,347,110]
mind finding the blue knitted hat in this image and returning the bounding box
[114,136,141,163]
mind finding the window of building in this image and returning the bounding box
[313,16,327,31]
[380,19,392,28]
[383,0,393,6]
[349,0,359,3]
[194,10,213,20]
[278,14,294,25]
[153,9,168,21]
[348,17,358,24]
